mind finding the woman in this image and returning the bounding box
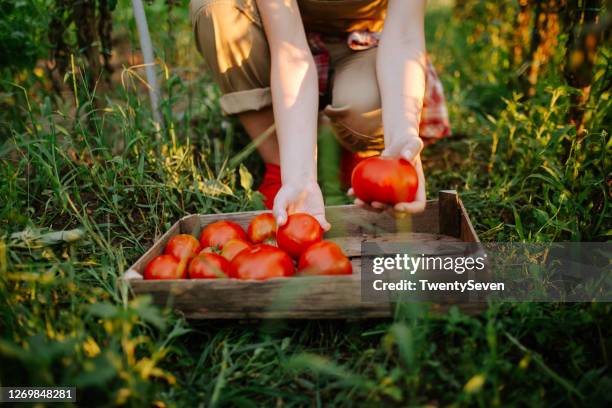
[190,0,449,230]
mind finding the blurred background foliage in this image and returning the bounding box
[0,0,610,406]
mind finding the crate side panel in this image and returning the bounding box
[324,203,439,237]
[129,273,395,319]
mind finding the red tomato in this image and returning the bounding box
[220,239,251,261]
[351,157,418,204]
[230,244,295,280]
[199,247,216,254]
[277,213,323,259]
[188,253,230,279]
[144,254,184,280]
[247,213,277,244]
[164,234,201,261]
[298,241,352,276]
[199,221,246,249]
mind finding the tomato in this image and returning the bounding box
[277,213,323,259]
[144,254,184,280]
[247,213,277,244]
[220,239,251,261]
[351,157,418,204]
[199,247,216,254]
[164,234,201,261]
[199,221,246,249]
[298,241,352,276]
[188,253,230,279]
[230,244,295,280]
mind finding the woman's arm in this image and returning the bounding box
[374,0,427,213]
[256,0,329,229]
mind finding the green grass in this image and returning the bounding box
[1,0,611,406]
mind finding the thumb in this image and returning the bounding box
[400,138,424,163]
[273,193,288,227]
[314,214,331,232]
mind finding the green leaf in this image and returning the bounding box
[87,302,117,319]
[512,206,525,241]
[131,296,166,330]
[389,323,415,369]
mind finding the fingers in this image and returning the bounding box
[393,200,426,214]
[354,198,385,212]
[272,193,288,227]
[274,185,330,231]
[414,156,426,203]
[314,214,331,231]
[393,156,427,215]
[349,189,386,213]
[370,201,388,210]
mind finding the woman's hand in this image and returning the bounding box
[349,136,427,214]
[273,180,331,231]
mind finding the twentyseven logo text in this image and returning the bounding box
[369,253,505,293]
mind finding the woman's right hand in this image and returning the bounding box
[273,180,331,231]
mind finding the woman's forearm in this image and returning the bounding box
[377,0,426,151]
[257,0,319,185]
[271,43,319,184]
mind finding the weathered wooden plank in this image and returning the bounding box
[438,190,479,243]
[439,190,461,238]
[329,232,464,258]
[129,271,485,319]
[458,196,480,243]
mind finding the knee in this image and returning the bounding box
[324,72,383,151]
[324,98,383,152]
[191,0,268,90]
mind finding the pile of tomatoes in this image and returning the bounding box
[144,212,352,280]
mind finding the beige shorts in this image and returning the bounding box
[190,0,387,152]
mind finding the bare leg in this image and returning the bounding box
[238,107,280,165]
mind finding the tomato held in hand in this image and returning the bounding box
[351,157,418,204]
[298,241,352,276]
[230,244,295,280]
[277,213,323,259]
[144,254,184,280]
[247,213,277,244]
[188,253,230,279]
[164,234,201,261]
[199,221,246,249]
[220,239,251,261]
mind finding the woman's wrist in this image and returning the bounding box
[383,128,422,157]
[280,150,317,184]
[385,124,419,144]
[281,168,317,186]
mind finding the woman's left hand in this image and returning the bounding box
[348,136,427,214]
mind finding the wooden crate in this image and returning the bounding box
[123,190,481,319]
